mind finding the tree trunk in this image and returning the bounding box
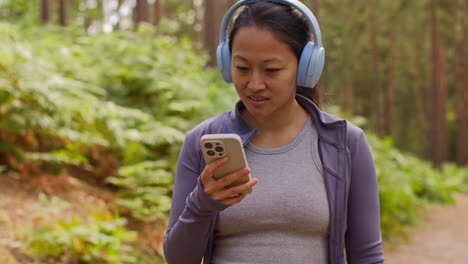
[58,0,68,26]
[369,0,383,135]
[227,0,236,9]
[430,0,449,166]
[41,0,52,23]
[455,0,468,165]
[115,0,124,30]
[312,0,321,22]
[311,0,324,93]
[135,0,150,26]
[153,0,163,29]
[340,71,354,115]
[204,0,223,67]
[412,18,428,159]
[384,13,398,137]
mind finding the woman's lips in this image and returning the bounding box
[247,96,269,106]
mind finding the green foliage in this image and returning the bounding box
[441,164,468,194]
[368,134,458,242]
[108,161,173,222]
[24,212,139,264]
[0,22,235,225]
[0,0,39,24]
[1,11,468,258]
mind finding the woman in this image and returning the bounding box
[163,1,384,263]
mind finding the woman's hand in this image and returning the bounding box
[200,157,258,205]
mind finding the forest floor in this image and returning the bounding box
[1,171,468,263]
[0,172,165,263]
[0,171,115,263]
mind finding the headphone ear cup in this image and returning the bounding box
[307,46,325,88]
[217,40,233,83]
[297,41,325,88]
[297,42,314,88]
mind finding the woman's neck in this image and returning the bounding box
[241,100,309,148]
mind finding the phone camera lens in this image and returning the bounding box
[207,150,215,156]
[204,143,213,149]
[215,146,224,152]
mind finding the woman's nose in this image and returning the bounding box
[247,71,266,91]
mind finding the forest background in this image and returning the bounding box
[0,0,467,263]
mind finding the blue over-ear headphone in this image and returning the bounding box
[216,0,325,89]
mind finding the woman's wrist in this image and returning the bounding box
[186,177,230,216]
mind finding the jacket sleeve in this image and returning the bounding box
[345,131,385,264]
[163,131,229,264]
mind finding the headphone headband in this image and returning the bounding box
[219,0,323,48]
[217,0,325,88]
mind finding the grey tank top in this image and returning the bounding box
[212,117,330,264]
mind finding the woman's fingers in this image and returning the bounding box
[217,168,251,188]
[200,157,229,185]
[200,157,258,205]
[205,167,250,195]
[211,177,258,202]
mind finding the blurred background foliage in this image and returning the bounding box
[0,0,467,263]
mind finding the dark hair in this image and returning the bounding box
[228,1,324,108]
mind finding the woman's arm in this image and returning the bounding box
[163,132,229,264]
[163,131,257,264]
[345,131,385,264]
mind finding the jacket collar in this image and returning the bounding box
[228,94,347,148]
[296,95,347,149]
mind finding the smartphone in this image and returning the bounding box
[200,133,252,194]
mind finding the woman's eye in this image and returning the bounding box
[235,66,248,71]
[266,68,281,73]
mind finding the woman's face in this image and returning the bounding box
[231,26,298,121]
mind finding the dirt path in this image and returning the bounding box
[384,194,468,264]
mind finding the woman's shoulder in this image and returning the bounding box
[345,120,364,139]
[317,109,364,136]
[316,109,366,150]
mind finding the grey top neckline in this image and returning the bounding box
[246,117,314,155]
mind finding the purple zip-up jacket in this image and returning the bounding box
[164,95,384,264]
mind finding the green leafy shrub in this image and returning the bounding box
[368,135,457,242]
[108,161,173,222]
[25,212,139,264]
[441,164,468,194]
[0,22,235,223]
